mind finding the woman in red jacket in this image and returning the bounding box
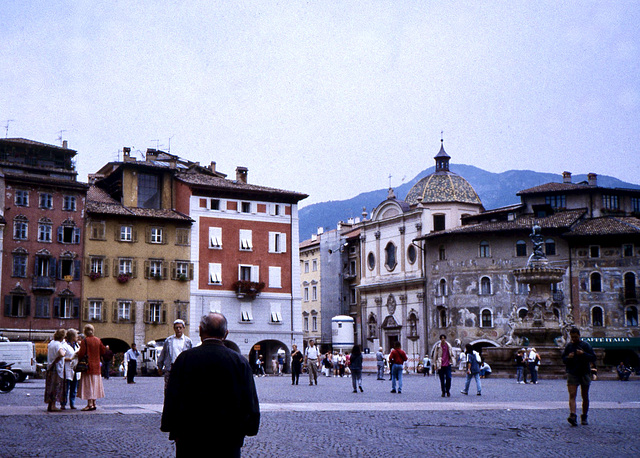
[76,324,106,411]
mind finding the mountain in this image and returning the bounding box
[298,165,640,241]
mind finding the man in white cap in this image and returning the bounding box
[158,319,193,391]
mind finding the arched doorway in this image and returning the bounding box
[248,340,290,375]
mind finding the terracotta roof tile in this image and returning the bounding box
[566,216,640,236]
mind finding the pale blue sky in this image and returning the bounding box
[2,1,639,206]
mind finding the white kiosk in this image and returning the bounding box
[331,315,355,352]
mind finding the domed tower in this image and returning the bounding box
[405,140,483,231]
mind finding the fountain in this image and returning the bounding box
[484,223,581,376]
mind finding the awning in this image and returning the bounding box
[582,337,640,349]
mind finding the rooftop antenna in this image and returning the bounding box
[168,135,174,154]
[57,129,67,146]
[150,139,160,150]
[4,120,15,138]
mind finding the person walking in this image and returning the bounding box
[434,334,454,397]
[161,313,260,456]
[422,354,432,377]
[460,344,482,396]
[562,327,596,426]
[61,329,79,410]
[389,341,407,394]
[350,345,363,393]
[124,343,140,384]
[291,344,303,385]
[76,324,106,411]
[304,339,321,385]
[102,345,114,379]
[158,319,193,391]
[44,329,66,412]
[376,347,385,380]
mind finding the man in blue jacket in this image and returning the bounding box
[562,327,596,426]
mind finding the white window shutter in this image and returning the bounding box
[251,265,259,283]
[280,233,287,253]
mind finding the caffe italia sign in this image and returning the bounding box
[582,337,640,349]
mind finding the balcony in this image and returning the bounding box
[32,276,56,291]
[621,287,639,304]
[233,281,265,300]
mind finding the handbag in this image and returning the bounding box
[74,356,89,373]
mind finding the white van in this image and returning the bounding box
[0,342,37,382]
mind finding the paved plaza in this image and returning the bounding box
[1,372,639,457]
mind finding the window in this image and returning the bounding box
[208,263,222,284]
[479,241,490,258]
[35,256,53,280]
[312,316,318,331]
[89,257,105,276]
[239,229,253,251]
[176,228,190,246]
[55,297,78,319]
[146,301,166,324]
[433,214,445,232]
[602,194,619,210]
[119,258,134,276]
[439,308,447,328]
[590,272,602,292]
[238,264,259,282]
[270,303,283,323]
[241,309,253,322]
[545,239,556,256]
[5,295,29,317]
[269,232,287,253]
[517,282,529,295]
[35,296,49,318]
[481,309,493,327]
[87,300,103,322]
[304,287,309,302]
[120,225,134,242]
[350,288,356,304]
[149,227,164,244]
[438,279,447,296]
[12,254,27,277]
[138,173,161,209]
[516,240,527,257]
[62,196,76,211]
[13,217,28,240]
[241,201,252,213]
[304,316,309,331]
[15,190,29,207]
[90,221,106,240]
[312,285,317,301]
[384,242,397,271]
[591,306,604,327]
[58,223,80,244]
[632,197,640,213]
[439,245,446,261]
[147,259,165,279]
[312,259,317,272]
[116,301,132,322]
[210,199,220,211]
[348,260,356,276]
[38,220,52,242]
[480,276,491,295]
[39,193,53,209]
[407,245,417,264]
[269,266,281,288]
[624,272,636,300]
[626,306,638,327]
[623,244,634,257]
[367,252,375,270]
[304,261,309,273]
[209,227,222,249]
[545,195,566,208]
[589,245,600,258]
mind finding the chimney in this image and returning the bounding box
[235,166,248,184]
[123,147,136,162]
[146,148,157,161]
[562,171,572,183]
[588,173,597,186]
[317,227,324,235]
[209,161,216,173]
[62,140,68,149]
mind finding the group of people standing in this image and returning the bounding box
[45,324,106,412]
[514,347,541,384]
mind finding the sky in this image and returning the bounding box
[1,1,639,207]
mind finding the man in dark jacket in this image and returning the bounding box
[562,327,596,426]
[161,313,260,456]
